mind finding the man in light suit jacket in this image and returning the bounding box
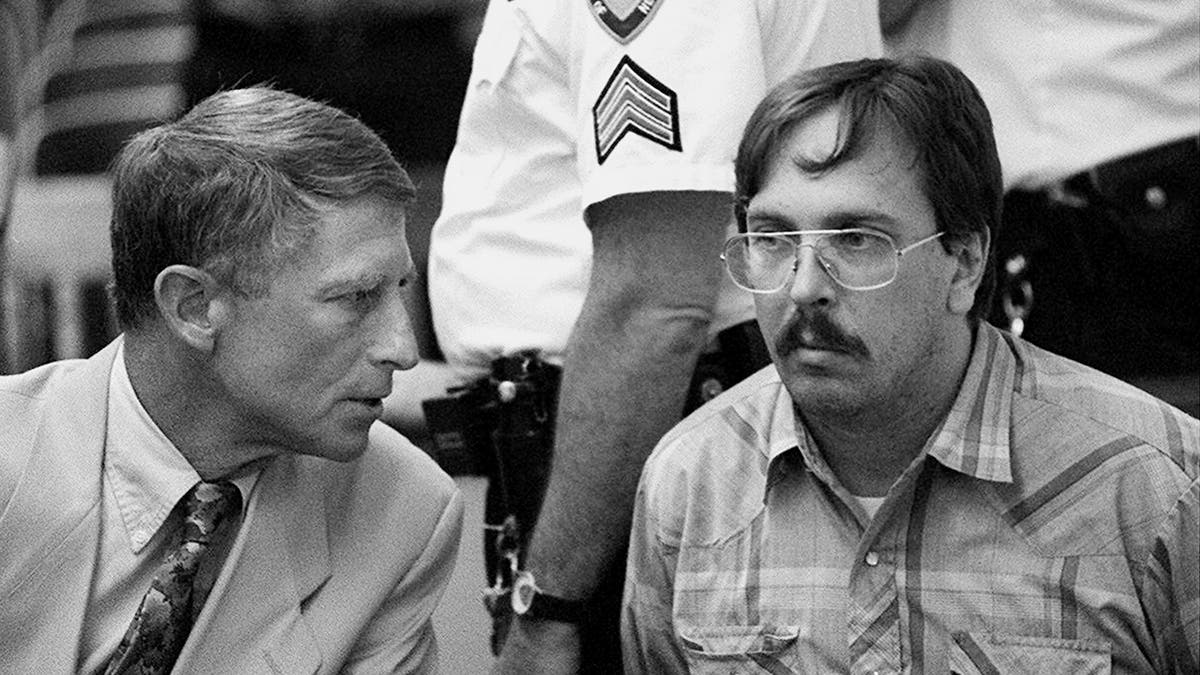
[0,86,464,674]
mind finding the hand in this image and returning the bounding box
[490,617,582,675]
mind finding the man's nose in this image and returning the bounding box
[371,291,420,371]
[787,244,837,306]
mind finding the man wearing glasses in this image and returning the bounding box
[622,55,1198,674]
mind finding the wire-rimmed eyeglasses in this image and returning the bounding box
[721,228,944,293]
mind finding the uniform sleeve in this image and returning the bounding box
[574,0,772,205]
[343,486,465,674]
[572,0,882,207]
[622,474,689,674]
[1140,477,1199,673]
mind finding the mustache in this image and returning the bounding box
[775,311,869,359]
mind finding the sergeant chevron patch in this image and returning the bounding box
[592,55,681,164]
[587,0,664,44]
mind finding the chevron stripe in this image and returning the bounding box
[592,55,680,164]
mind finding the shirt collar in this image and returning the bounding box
[765,322,1016,499]
[755,371,804,498]
[924,323,1014,484]
[104,340,257,553]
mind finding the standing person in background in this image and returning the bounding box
[883,0,1200,416]
[405,0,592,647]
[624,54,1198,674]
[414,0,882,671]
[0,86,463,673]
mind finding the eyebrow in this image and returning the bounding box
[746,206,903,231]
[317,269,397,299]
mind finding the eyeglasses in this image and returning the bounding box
[721,228,944,293]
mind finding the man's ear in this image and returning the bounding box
[153,265,229,352]
[947,228,989,315]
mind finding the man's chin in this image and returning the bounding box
[294,428,372,463]
[781,368,866,414]
[330,434,372,462]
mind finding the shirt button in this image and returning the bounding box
[865,551,880,567]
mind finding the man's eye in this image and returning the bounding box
[836,231,867,247]
[345,287,383,306]
[831,230,875,250]
[751,235,789,252]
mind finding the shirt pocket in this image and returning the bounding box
[679,624,800,674]
[950,631,1111,675]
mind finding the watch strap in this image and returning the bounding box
[512,571,589,623]
[524,591,589,623]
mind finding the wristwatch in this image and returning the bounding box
[510,570,589,623]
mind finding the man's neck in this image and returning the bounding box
[803,403,944,497]
[122,330,276,480]
[803,323,976,498]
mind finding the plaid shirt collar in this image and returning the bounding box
[764,323,1016,500]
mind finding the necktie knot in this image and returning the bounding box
[182,481,242,546]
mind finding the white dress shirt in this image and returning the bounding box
[78,341,257,673]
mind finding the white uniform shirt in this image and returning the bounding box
[886,1,1200,190]
[429,0,882,378]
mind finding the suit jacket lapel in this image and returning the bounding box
[0,341,118,673]
[0,339,333,673]
[177,455,331,673]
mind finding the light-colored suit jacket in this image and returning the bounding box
[0,341,464,674]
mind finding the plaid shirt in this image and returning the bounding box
[623,323,1199,674]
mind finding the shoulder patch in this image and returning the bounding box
[586,0,664,44]
[592,55,681,164]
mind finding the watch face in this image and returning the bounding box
[512,573,536,614]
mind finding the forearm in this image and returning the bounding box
[520,190,729,599]
[524,303,710,596]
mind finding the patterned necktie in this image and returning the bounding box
[105,481,242,675]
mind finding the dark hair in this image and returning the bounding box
[734,55,1003,320]
[108,86,416,329]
